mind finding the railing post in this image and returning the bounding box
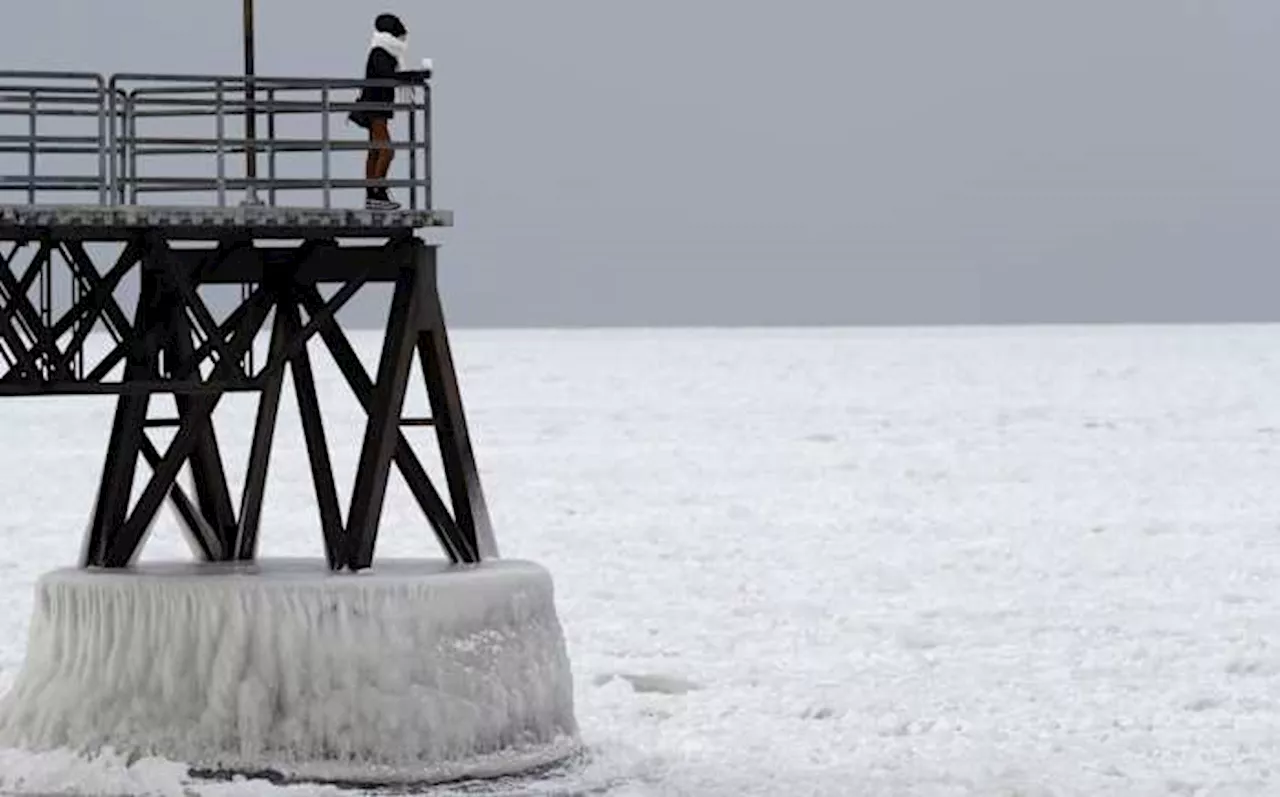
[408,88,418,211]
[27,90,37,205]
[127,95,139,205]
[244,79,261,206]
[215,79,227,207]
[107,79,118,203]
[244,73,260,203]
[267,86,277,207]
[321,85,331,209]
[96,75,108,205]
[109,81,126,205]
[423,82,432,210]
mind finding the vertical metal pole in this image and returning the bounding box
[286,298,345,570]
[83,267,158,567]
[345,261,420,569]
[267,87,277,206]
[27,90,37,205]
[107,80,118,203]
[243,0,260,205]
[234,292,288,561]
[215,80,227,207]
[96,77,107,205]
[115,90,128,204]
[321,86,331,209]
[413,244,497,560]
[423,83,432,210]
[127,98,139,204]
[408,90,418,211]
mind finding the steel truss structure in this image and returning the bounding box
[0,225,496,571]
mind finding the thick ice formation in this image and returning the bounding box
[0,559,579,785]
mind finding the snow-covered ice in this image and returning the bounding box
[2,323,1280,795]
[0,559,578,785]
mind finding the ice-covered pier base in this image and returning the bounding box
[0,559,579,785]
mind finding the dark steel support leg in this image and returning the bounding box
[234,295,290,560]
[344,260,420,570]
[414,248,498,559]
[284,301,345,570]
[83,392,150,567]
[155,243,239,557]
[299,277,473,565]
[82,273,162,568]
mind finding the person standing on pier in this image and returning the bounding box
[349,13,429,210]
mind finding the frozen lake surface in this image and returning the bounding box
[2,324,1280,796]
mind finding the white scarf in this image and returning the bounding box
[371,31,409,70]
[370,31,414,102]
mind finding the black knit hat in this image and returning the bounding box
[375,13,407,38]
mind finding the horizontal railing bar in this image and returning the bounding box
[129,81,418,98]
[0,108,106,117]
[0,176,106,184]
[127,97,424,112]
[0,71,105,81]
[130,88,420,99]
[0,187,108,195]
[114,72,424,89]
[0,145,102,154]
[0,93,104,103]
[126,177,427,190]
[0,85,103,96]
[124,106,422,122]
[3,72,427,91]
[128,138,421,153]
[0,190,109,196]
[0,134,102,145]
[0,183,103,194]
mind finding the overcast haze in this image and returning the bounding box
[4,1,1279,327]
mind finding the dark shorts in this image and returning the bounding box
[348,108,393,130]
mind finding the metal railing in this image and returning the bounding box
[0,72,110,205]
[0,70,432,210]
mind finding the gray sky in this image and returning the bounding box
[4,1,1280,327]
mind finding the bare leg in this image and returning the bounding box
[367,119,391,191]
[375,122,395,183]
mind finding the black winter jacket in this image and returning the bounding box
[350,47,429,127]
